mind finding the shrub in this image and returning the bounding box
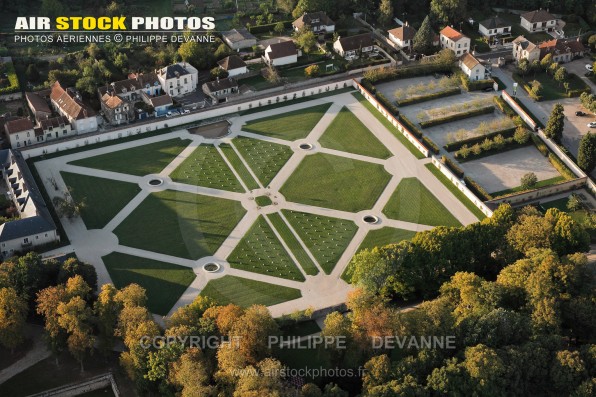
[567,194,582,211]
[531,134,549,156]
[513,126,531,144]
[248,21,292,34]
[460,77,494,91]
[396,87,460,106]
[512,73,541,101]
[548,153,576,180]
[422,136,440,154]
[361,78,376,94]
[442,156,464,178]
[464,176,492,201]
[419,105,494,128]
[304,64,320,77]
[520,172,538,189]
[493,96,517,118]
[443,127,517,152]
[0,60,19,95]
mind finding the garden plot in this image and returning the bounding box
[460,146,562,194]
[374,75,441,100]
[425,113,515,148]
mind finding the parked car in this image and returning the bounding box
[482,86,494,92]
[586,64,593,72]
[587,122,596,128]
[182,109,190,114]
[576,111,586,116]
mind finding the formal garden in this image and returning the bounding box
[33,91,477,316]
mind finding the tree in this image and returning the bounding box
[413,15,435,54]
[0,287,28,352]
[513,126,530,144]
[53,190,84,220]
[94,284,120,357]
[41,0,65,19]
[577,132,596,173]
[295,27,317,55]
[550,350,587,393]
[430,0,467,25]
[264,65,281,84]
[589,34,596,51]
[57,258,97,291]
[274,21,285,36]
[304,64,320,77]
[540,53,553,72]
[544,103,564,143]
[57,296,95,372]
[36,285,68,361]
[567,194,582,212]
[276,0,298,15]
[26,64,40,82]
[530,59,540,77]
[377,0,393,27]
[530,80,542,97]
[554,66,568,87]
[517,59,530,76]
[292,0,326,19]
[520,172,538,190]
[169,347,214,396]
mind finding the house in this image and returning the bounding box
[218,55,248,77]
[264,41,299,66]
[0,149,59,258]
[512,36,540,63]
[222,28,258,51]
[49,81,97,134]
[387,23,416,49]
[478,17,511,38]
[141,93,172,117]
[520,9,556,33]
[4,118,35,149]
[37,116,72,144]
[202,77,239,104]
[538,38,586,63]
[100,92,133,125]
[333,33,375,59]
[25,92,52,121]
[439,26,470,56]
[292,12,335,34]
[157,63,199,97]
[459,53,487,81]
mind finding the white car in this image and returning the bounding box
[587,122,596,128]
[586,64,594,72]
[182,109,190,114]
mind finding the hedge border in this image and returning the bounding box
[419,105,494,128]
[442,155,464,178]
[464,176,493,201]
[396,87,461,107]
[444,126,517,152]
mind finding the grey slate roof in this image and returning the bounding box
[480,17,510,29]
[160,64,190,79]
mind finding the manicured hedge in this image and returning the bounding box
[460,77,494,92]
[455,137,528,162]
[464,176,492,201]
[396,87,461,107]
[422,136,440,154]
[548,153,576,180]
[398,114,423,138]
[248,21,292,34]
[376,92,399,116]
[531,134,549,156]
[419,105,494,128]
[493,96,517,118]
[0,60,19,95]
[363,63,455,84]
[442,155,464,178]
[444,126,516,152]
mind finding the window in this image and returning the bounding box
[23,238,29,243]
[45,234,48,237]
[458,44,461,48]
[15,135,18,140]
[63,130,67,135]
[46,133,52,138]
[184,78,187,84]
[27,131,30,137]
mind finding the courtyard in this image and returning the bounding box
[34,90,480,318]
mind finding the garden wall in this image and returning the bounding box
[26,372,120,397]
[430,156,494,217]
[501,90,537,131]
[486,178,588,207]
[352,80,430,157]
[21,80,355,158]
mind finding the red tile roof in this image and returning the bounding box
[50,81,95,120]
[440,26,467,42]
[4,118,34,135]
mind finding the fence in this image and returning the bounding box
[486,178,588,207]
[26,372,120,397]
[21,79,356,158]
[352,80,430,157]
[430,156,494,217]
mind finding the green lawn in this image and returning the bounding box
[242,103,332,140]
[280,153,392,212]
[102,252,196,315]
[114,190,246,260]
[383,178,461,227]
[70,138,191,176]
[352,92,426,159]
[255,195,273,206]
[520,72,589,101]
[200,275,302,308]
[61,172,141,229]
[424,164,487,220]
[358,227,417,252]
[219,143,260,190]
[170,145,244,192]
[283,210,358,274]
[227,216,305,281]
[319,106,392,159]
[490,176,566,197]
[267,213,319,275]
[233,137,294,186]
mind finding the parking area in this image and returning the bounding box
[461,145,561,194]
[563,59,596,91]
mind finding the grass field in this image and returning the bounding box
[227,216,305,281]
[319,106,392,159]
[518,72,589,101]
[200,275,302,307]
[233,137,294,186]
[383,178,461,227]
[352,92,426,160]
[242,103,332,140]
[170,145,244,192]
[114,190,246,259]
[283,210,358,274]
[102,252,196,315]
[358,227,417,252]
[267,213,319,275]
[61,172,141,229]
[490,175,566,197]
[255,196,273,206]
[424,164,486,221]
[280,153,392,212]
[70,138,191,176]
[219,143,260,190]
